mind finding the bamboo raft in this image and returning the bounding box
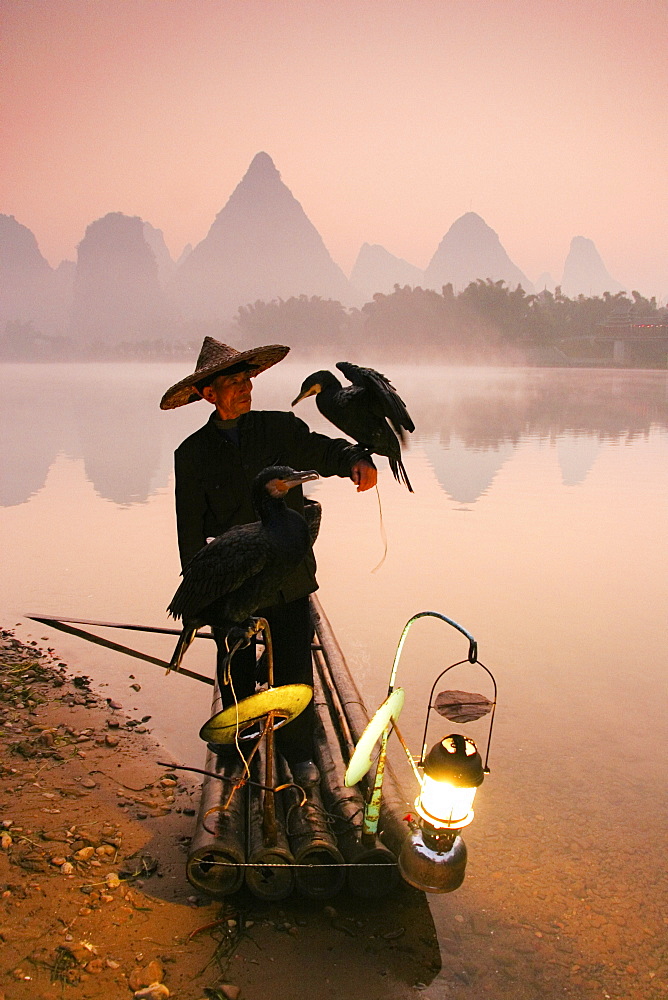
[185,594,413,901]
[28,594,495,901]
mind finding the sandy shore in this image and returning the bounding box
[0,627,441,1000]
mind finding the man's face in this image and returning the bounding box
[202,371,253,420]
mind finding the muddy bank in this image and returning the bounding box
[0,628,441,1000]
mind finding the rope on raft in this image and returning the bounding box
[184,859,398,868]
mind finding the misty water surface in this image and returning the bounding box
[1,362,666,997]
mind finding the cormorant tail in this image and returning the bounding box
[389,456,414,493]
[168,623,198,673]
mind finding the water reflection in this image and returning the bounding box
[74,376,166,505]
[2,362,666,1000]
[0,364,201,507]
[1,363,666,508]
[423,437,516,503]
[0,384,65,506]
[556,433,601,486]
[403,367,668,447]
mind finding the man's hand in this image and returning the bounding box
[350,459,377,492]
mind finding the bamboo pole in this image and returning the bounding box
[186,676,246,897]
[245,744,295,901]
[313,665,399,898]
[279,754,345,900]
[185,745,246,898]
[310,594,413,858]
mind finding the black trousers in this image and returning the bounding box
[213,596,315,767]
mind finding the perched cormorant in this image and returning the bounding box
[167,466,319,671]
[292,362,415,491]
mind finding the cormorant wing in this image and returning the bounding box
[336,361,415,438]
[168,522,272,621]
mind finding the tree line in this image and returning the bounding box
[235,283,668,366]
[2,282,667,365]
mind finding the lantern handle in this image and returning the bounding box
[387,611,477,696]
[420,658,498,772]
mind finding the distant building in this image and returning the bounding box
[596,310,668,364]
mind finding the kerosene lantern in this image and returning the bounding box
[345,611,497,893]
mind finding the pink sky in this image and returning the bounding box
[3,0,667,297]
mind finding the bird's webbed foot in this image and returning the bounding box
[226,617,264,650]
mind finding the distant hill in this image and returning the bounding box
[169,152,353,322]
[0,158,652,358]
[0,213,50,278]
[535,272,556,293]
[71,212,172,342]
[561,236,623,298]
[142,221,176,288]
[0,213,70,335]
[424,212,532,293]
[350,242,424,299]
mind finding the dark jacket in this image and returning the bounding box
[174,409,368,603]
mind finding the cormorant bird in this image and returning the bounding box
[167,466,319,671]
[292,362,415,491]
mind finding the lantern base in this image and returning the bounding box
[398,829,467,893]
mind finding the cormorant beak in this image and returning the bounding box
[283,469,319,488]
[267,470,319,498]
[291,383,321,406]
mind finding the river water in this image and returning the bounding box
[1,361,666,999]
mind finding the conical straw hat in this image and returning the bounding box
[160,337,290,409]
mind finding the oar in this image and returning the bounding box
[25,614,214,686]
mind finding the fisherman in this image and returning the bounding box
[160,337,377,785]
